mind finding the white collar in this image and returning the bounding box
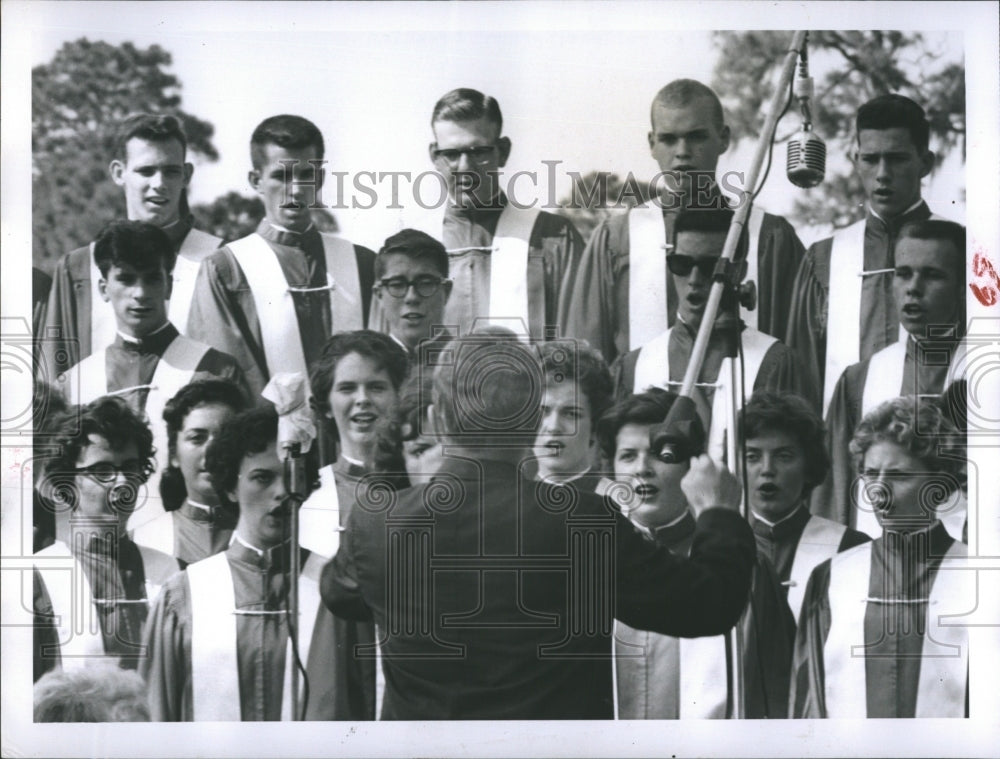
[869,198,925,224]
[538,467,592,485]
[117,320,171,343]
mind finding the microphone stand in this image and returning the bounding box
[283,441,308,720]
[668,30,810,719]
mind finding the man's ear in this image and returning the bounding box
[427,142,439,165]
[919,149,935,179]
[183,162,194,187]
[164,272,174,302]
[98,277,110,302]
[109,159,125,187]
[496,136,512,168]
[248,168,262,193]
[647,130,656,154]
[718,124,731,155]
[441,279,453,303]
[226,487,238,505]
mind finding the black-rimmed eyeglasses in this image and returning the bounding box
[430,144,497,167]
[71,461,146,484]
[377,275,451,299]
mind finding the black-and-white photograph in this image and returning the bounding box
[2,1,998,756]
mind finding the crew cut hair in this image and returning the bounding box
[856,94,930,154]
[650,79,725,130]
[250,114,325,169]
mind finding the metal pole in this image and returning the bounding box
[676,29,808,401]
[669,30,809,719]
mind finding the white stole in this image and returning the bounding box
[61,335,211,532]
[786,515,847,622]
[410,203,541,337]
[298,464,342,560]
[187,551,321,721]
[33,540,174,669]
[168,228,223,334]
[229,232,362,380]
[627,204,764,349]
[632,327,777,462]
[823,539,969,717]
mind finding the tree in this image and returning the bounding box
[32,38,218,272]
[190,192,264,242]
[191,192,340,242]
[711,31,964,229]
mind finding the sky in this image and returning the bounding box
[2,2,1000,757]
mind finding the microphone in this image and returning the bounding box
[786,40,826,188]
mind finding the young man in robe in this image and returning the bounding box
[140,405,323,721]
[299,330,409,719]
[404,88,584,339]
[40,113,222,378]
[58,221,247,531]
[739,391,869,624]
[813,220,967,536]
[561,79,805,364]
[186,115,376,397]
[33,396,178,682]
[612,208,812,464]
[371,228,453,367]
[790,396,970,718]
[598,388,795,719]
[786,94,958,414]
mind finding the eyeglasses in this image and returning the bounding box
[430,144,497,166]
[666,254,719,279]
[377,275,450,299]
[72,461,146,484]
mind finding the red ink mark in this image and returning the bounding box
[970,250,1000,307]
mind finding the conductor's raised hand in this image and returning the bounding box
[680,454,741,516]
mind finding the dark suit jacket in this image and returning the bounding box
[321,455,755,720]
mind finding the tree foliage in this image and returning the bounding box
[32,39,218,271]
[711,31,965,229]
[190,192,340,243]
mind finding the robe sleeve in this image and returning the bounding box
[321,517,374,622]
[810,363,864,525]
[192,348,255,407]
[789,558,832,718]
[39,250,86,378]
[754,340,819,411]
[186,248,269,398]
[614,507,756,638]
[558,217,620,364]
[139,571,193,722]
[785,240,830,406]
[354,245,376,328]
[741,556,798,718]
[33,569,59,683]
[756,213,806,340]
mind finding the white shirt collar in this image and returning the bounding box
[751,503,804,528]
[117,320,171,343]
[538,467,592,485]
[868,197,924,224]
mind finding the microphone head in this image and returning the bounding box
[786,129,826,188]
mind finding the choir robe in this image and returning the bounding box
[614,511,796,719]
[408,194,583,339]
[812,333,961,531]
[32,266,51,343]
[186,221,376,398]
[750,506,869,623]
[561,187,805,365]
[302,457,378,721]
[141,539,325,721]
[785,201,940,412]
[790,522,969,718]
[131,500,238,569]
[612,321,815,462]
[39,217,221,379]
[33,535,178,682]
